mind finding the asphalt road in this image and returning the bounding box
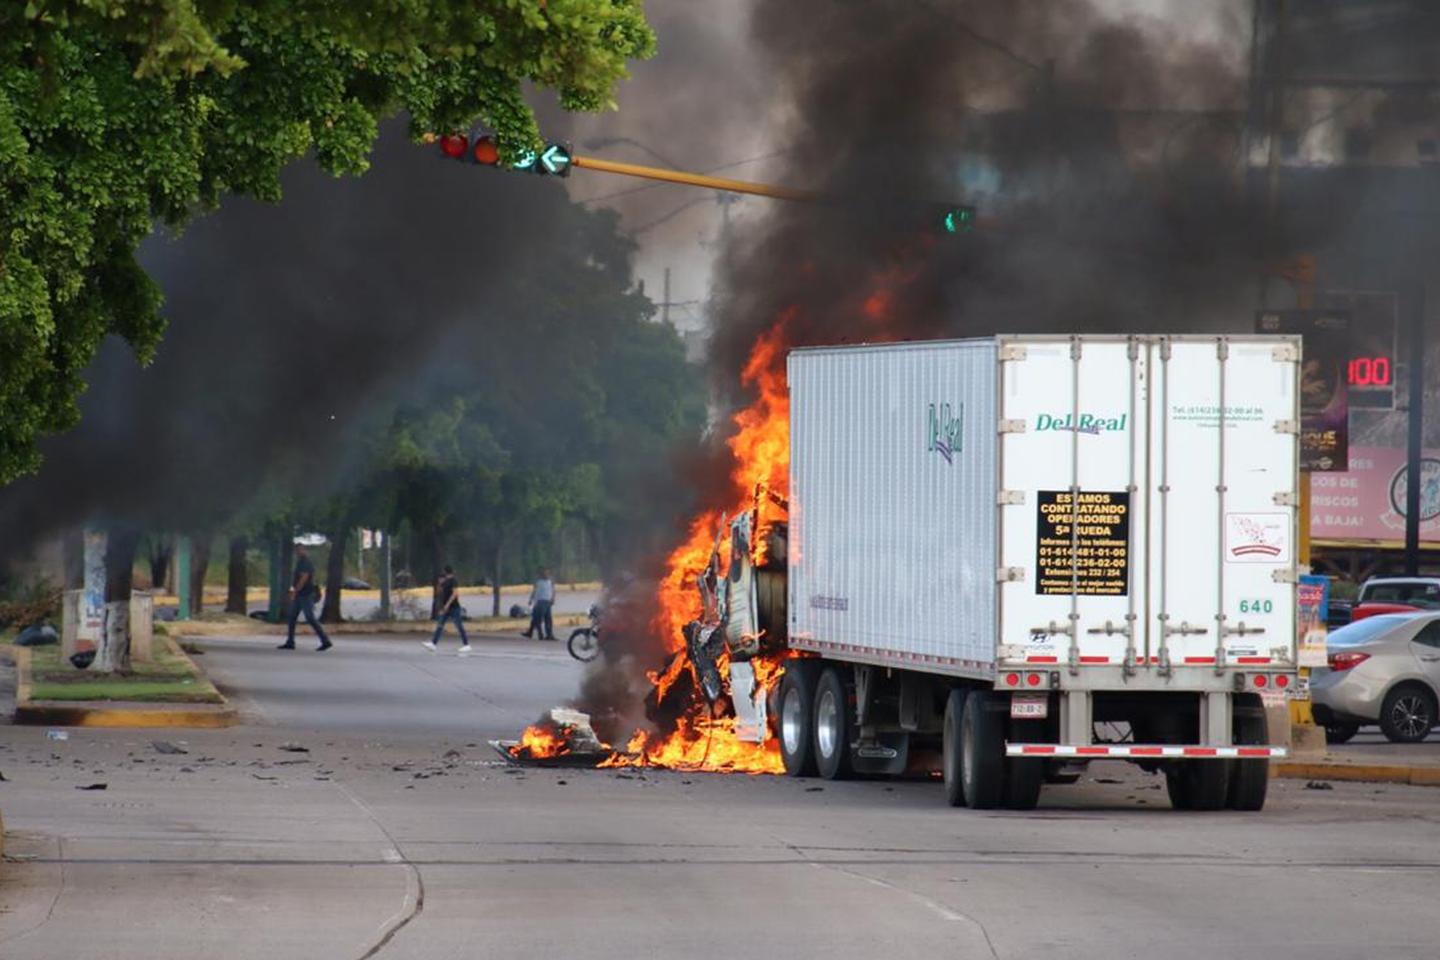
[3,635,1440,959]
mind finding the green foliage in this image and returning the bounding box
[0,0,655,484]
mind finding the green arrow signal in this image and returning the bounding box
[943,206,976,234]
[512,148,538,171]
[540,143,572,177]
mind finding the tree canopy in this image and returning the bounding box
[0,0,654,483]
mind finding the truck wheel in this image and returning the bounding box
[942,688,969,807]
[961,691,1005,809]
[1167,761,1229,811]
[1379,684,1436,743]
[1004,719,1045,810]
[778,665,817,777]
[1227,692,1269,811]
[813,667,854,780]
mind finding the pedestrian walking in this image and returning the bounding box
[278,544,332,652]
[522,566,557,641]
[422,565,471,655]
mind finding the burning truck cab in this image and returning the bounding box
[674,334,1298,811]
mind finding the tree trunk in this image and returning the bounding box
[279,535,295,620]
[491,540,503,617]
[98,527,140,673]
[188,535,211,618]
[148,536,173,594]
[225,535,249,614]
[321,526,349,624]
[428,525,444,618]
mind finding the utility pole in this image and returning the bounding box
[662,267,671,327]
[1405,285,1428,575]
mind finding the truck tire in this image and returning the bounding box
[1227,692,1269,811]
[1166,761,1229,812]
[961,691,1005,809]
[942,688,969,807]
[813,666,854,780]
[1379,684,1436,743]
[1004,719,1045,810]
[778,665,817,777]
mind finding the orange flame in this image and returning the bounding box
[509,722,576,759]
[609,274,910,776]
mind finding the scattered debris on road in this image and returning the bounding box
[76,782,107,790]
[152,740,188,755]
[278,743,310,753]
[1305,781,1336,791]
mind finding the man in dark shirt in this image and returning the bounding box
[278,544,332,651]
[422,564,471,655]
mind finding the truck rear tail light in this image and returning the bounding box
[1253,674,1268,688]
[1005,673,1020,687]
[1026,673,1042,687]
[1328,652,1370,671]
[1274,674,1290,689]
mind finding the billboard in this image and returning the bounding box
[1310,445,1440,544]
[1256,309,1350,471]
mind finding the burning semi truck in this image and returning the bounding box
[667,334,1299,811]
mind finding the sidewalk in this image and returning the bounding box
[1274,739,1440,786]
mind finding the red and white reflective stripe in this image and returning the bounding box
[1006,743,1288,759]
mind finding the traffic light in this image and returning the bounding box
[472,136,499,166]
[941,205,977,234]
[436,132,570,178]
[439,133,468,159]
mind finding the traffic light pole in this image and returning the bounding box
[569,154,818,202]
[1405,284,1427,575]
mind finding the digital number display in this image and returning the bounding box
[1347,356,1393,387]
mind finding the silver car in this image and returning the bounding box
[1311,612,1440,744]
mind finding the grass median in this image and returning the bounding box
[4,633,224,704]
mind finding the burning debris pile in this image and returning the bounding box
[497,709,609,766]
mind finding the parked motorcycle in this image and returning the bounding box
[568,603,602,662]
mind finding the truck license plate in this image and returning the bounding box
[1011,694,1048,720]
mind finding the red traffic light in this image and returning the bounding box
[439,133,468,159]
[472,136,500,166]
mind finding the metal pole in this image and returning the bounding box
[1406,285,1427,575]
[380,531,393,621]
[570,154,818,202]
[662,267,671,327]
[175,535,192,622]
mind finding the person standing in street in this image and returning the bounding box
[522,566,556,641]
[422,565,471,655]
[279,543,332,652]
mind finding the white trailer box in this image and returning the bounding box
[789,335,1299,679]
[785,335,1298,790]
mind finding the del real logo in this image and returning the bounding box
[928,403,963,464]
[1035,412,1127,434]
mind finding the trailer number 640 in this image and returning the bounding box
[1238,599,1274,615]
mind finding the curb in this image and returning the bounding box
[9,636,238,729]
[1273,760,1440,787]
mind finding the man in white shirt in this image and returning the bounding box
[522,567,556,640]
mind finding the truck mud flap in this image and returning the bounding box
[851,732,910,776]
